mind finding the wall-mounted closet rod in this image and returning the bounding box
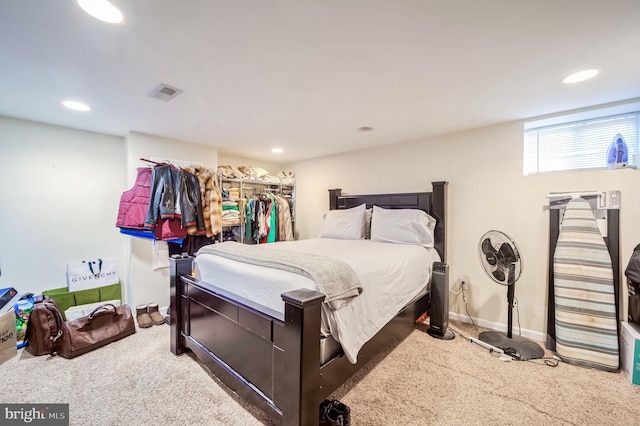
[140,157,166,166]
[546,191,601,198]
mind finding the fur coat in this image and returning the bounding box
[185,166,222,237]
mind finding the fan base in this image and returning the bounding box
[427,327,455,340]
[478,331,544,360]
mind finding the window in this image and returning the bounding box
[524,110,639,175]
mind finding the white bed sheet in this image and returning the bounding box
[194,238,440,363]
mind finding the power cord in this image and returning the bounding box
[449,280,478,331]
[462,284,478,331]
[526,357,560,367]
[514,296,522,335]
[449,281,464,295]
[449,325,560,367]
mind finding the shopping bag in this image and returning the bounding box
[66,258,119,291]
[0,310,17,365]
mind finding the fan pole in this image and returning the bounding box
[506,279,514,339]
[506,263,516,339]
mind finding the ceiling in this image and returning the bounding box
[1,1,639,163]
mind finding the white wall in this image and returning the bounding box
[123,132,218,310]
[0,119,284,310]
[2,103,636,339]
[287,107,640,338]
[0,116,124,295]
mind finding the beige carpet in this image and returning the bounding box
[2,320,640,425]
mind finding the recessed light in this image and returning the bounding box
[358,126,373,132]
[62,100,91,112]
[77,0,124,24]
[562,69,599,84]
[272,148,284,154]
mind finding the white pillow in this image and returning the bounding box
[319,203,367,240]
[370,205,436,247]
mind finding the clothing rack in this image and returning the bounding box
[140,157,166,166]
[242,186,283,193]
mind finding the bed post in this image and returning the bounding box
[431,181,448,262]
[328,188,342,210]
[281,289,325,426]
[169,255,192,355]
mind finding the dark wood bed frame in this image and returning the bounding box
[169,181,447,425]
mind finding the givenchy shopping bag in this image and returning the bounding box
[66,258,119,291]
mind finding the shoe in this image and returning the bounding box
[319,399,346,426]
[136,305,153,328]
[148,303,165,326]
[330,400,350,426]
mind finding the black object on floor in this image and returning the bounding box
[320,399,350,426]
[427,262,455,340]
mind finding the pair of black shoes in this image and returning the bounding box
[319,399,350,426]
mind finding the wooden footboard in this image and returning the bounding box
[170,256,429,425]
[170,256,325,425]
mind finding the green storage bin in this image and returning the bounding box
[43,283,122,319]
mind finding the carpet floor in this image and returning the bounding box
[2,319,640,425]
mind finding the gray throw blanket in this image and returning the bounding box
[197,242,363,310]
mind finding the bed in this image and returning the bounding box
[169,181,448,425]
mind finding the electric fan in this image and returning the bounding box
[477,230,544,360]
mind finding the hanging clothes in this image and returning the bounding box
[265,194,277,243]
[276,195,294,241]
[117,167,153,230]
[553,197,619,371]
[144,165,206,236]
[245,198,253,241]
[183,165,222,238]
[179,168,206,233]
[116,167,186,241]
[218,182,294,244]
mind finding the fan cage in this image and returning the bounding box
[478,230,523,285]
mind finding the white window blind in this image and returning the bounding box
[524,111,639,175]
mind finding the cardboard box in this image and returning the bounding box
[620,321,640,385]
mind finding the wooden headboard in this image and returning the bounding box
[328,181,448,262]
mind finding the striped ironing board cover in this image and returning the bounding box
[553,197,618,371]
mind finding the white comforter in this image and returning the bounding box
[195,238,440,363]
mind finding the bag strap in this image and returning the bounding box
[46,303,65,355]
[87,259,103,278]
[87,303,118,321]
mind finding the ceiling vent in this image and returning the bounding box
[149,83,183,102]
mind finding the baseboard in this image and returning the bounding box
[448,312,546,343]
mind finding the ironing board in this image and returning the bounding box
[553,197,619,371]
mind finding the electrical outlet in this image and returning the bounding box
[459,275,470,290]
